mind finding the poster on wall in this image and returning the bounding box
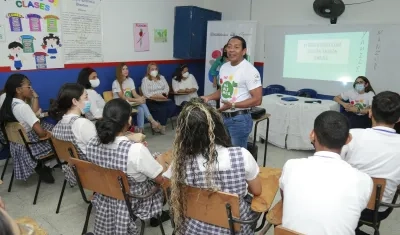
[154,29,167,43]
[60,0,103,63]
[2,0,64,71]
[204,21,257,98]
[134,23,149,52]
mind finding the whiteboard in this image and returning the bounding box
[263,24,400,96]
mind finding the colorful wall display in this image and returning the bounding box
[3,0,64,71]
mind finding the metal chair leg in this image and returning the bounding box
[8,170,14,192]
[56,179,67,213]
[82,203,93,235]
[139,220,145,235]
[33,177,42,205]
[158,215,166,235]
[255,212,267,232]
[1,153,10,180]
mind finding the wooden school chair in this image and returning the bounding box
[69,158,166,235]
[102,91,113,103]
[5,122,55,205]
[49,137,79,213]
[0,123,10,181]
[171,186,264,235]
[359,178,400,235]
[258,199,283,234]
[274,225,304,235]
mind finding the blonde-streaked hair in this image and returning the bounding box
[146,62,161,81]
[170,98,232,233]
[116,62,128,89]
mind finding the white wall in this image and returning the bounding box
[101,0,204,62]
[204,0,400,62]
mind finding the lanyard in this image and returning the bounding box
[372,128,396,134]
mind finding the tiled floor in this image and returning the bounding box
[0,125,399,235]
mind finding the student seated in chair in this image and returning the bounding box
[76,67,105,120]
[86,98,169,234]
[280,110,373,235]
[341,91,400,235]
[163,98,261,235]
[49,83,97,186]
[0,74,55,183]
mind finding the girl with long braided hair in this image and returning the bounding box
[163,98,262,234]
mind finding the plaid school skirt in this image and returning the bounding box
[91,179,164,235]
[11,127,53,181]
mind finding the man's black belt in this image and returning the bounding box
[221,109,250,118]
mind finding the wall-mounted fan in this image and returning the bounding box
[313,0,345,24]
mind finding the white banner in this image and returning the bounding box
[204,21,257,98]
[61,0,103,63]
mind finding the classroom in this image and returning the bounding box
[0,0,400,234]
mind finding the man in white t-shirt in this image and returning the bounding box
[202,36,262,148]
[280,111,372,235]
[341,91,400,235]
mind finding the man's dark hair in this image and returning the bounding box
[314,111,349,149]
[372,91,400,125]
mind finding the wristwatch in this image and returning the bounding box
[231,102,236,110]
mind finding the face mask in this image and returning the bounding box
[182,72,189,78]
[80,101,91,114]
[89,78,100,88]
[355,84,365,92]
[150,70,158,77]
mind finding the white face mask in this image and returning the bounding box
[89,78,100,88]
[182,72,189,78]
[150,70,158,77]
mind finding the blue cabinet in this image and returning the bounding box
[174,6,222,59]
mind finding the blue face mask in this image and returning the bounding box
[81,101,91,114]
[355,84,365,92]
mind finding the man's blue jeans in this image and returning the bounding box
[223,113,253,148]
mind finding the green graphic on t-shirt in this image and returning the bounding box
[221,80,238,99]
[124,89,133,98]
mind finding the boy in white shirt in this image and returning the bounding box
[280,111,373,235]
[341,91,400,235]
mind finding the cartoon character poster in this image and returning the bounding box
[2,0,64,71]
[134,23,149,52]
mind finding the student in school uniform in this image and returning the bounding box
[76,67,105,120]
[85,98,169,234]
[0,74,55,183]
[0,84,53,143]
[334,76,376,129]
[279,111,373,235]
[49,83,96,186]
[341,91,400,235]
[141,62,176,134]
[172,64,199,111]
[164,98,262,235]
[112,63,162,133]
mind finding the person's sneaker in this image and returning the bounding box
[35,166,55,184]
[150,210,170,227]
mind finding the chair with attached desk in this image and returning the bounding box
[0,123,10,181]
[170,185,265,235]
[5,122,56,205]
[358,178,400,235]
[49,137,79,214]
[102,91,113,103]
[69,158,166,235]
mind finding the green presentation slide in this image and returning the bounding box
[283,32,369,82]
